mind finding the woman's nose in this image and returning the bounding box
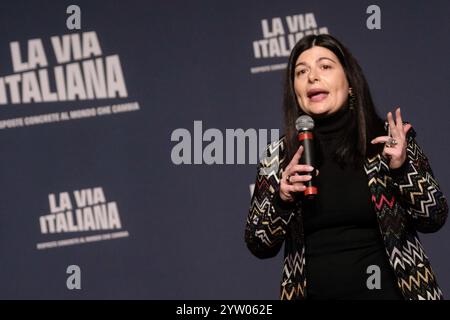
[308,70,319,83]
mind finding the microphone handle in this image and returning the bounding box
[297,130,318,198]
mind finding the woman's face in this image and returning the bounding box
[293,46,349,117]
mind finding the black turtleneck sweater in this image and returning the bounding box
[300,106,403,300]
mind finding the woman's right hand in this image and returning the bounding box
[279,145,316,202]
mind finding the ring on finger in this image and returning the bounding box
[385,137,398,148]
[286,175,291,184]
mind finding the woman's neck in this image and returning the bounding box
[313,105,352,141]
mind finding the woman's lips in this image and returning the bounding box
[309,92,328,102]
[306,88,329,102]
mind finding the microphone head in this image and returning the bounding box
[295,115,315,131]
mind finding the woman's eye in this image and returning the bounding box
[296,69,307,76]
[321,65,331,70]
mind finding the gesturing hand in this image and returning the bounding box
[279,145,316,202]
[370,107,412,169]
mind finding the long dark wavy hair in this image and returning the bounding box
[282,34,385,168]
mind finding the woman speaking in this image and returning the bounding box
[245,34,448,300]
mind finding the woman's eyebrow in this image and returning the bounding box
[295,57,336,68]
[317,57,336,64]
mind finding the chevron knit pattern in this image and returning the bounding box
[245,129,448,300]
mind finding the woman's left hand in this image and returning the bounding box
[370,107,412,169]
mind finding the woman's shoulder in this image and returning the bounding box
[257,135,288,175]
[260,135,287,159]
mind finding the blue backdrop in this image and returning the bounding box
[0,0,448,299]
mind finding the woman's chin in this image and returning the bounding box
[307,108,332,118]
[306,105,343,118]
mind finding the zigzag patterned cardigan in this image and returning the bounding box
[245,127,448,300]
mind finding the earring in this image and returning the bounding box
[348,87,356,111]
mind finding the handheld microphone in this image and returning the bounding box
[295,115,318,198]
